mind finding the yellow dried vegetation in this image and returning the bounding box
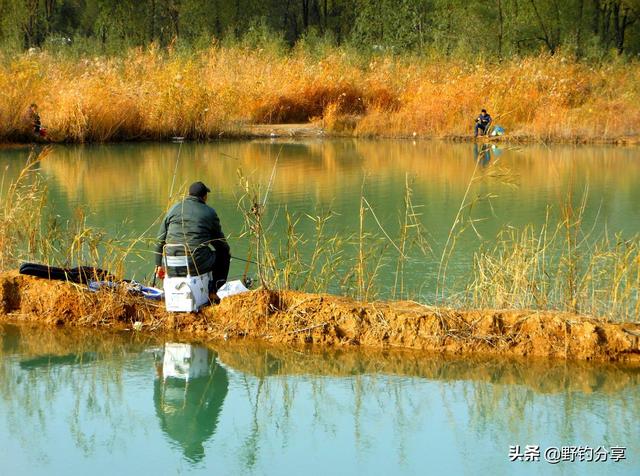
[1,47,639,143]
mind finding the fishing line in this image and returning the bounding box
[231,255,258,265]
[168,140,183,199]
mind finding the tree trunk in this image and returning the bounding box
[613,2,635,54]
[23,0,39,48]
[323,0,328,31]
[44,0,56,36]
[551,0,562,50]
[169,0,180,38]
[602,3,612,48]
[235,0,241,37]
[613,1,621,51]
[576,0,585,58]
[591,0,601,36]
[302,0,310,30]
[529,0,555,53]
[150,0,156,42]
[283,0,292,43]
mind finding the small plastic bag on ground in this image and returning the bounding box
[217,280,249,300]
[491,125,505,136]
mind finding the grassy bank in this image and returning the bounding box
[1,271,640,363]
[1,47,640,143]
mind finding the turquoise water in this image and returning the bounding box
[0,323,637,475]
[1,140,639,302]
[1,141,638,474]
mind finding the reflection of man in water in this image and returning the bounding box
[154,344,229,463]
[473,143,492,167]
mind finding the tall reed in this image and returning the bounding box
[465,199,640,322]
[0,148,157,279]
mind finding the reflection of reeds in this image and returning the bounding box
[0,322,160,455]
[212,339,640,393]
[30,141,640,208]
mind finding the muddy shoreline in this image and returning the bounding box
[1,271,639,364]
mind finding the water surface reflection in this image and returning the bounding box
[0,323,637,474]
[153,343,228,463]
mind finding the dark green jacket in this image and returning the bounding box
[155,196,230,273]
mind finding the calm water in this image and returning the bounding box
[0,323,637,475]
[1,140,639,300]
[1,140,639,474]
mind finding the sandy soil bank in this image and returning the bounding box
[6,124,640,145]
[1,271,639,364]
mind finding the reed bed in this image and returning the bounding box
[465,208,640,322]
[0,147,155,277]
[1,47,639,143]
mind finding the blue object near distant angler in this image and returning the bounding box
[491,125,505,136]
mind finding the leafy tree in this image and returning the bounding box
[0,0,637,57]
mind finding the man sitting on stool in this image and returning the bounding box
[154,181,230,302]
[474,109,492,137]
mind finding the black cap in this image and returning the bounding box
[188,181,211,198]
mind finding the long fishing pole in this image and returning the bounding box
[231,255,258,265]
[168,139,183,199]
[152,139,184,288]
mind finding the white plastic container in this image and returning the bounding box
[162,244,211,312]
[163,274,211,312]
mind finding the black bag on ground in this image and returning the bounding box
[19,263,113,284]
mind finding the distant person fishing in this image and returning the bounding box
[154,181,231,303]
[474,109,492,137]
[24,103,47,139]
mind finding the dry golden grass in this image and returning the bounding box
[1,47,639,143]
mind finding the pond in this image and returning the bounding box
[0,322,637,475]
[1,139,639,303]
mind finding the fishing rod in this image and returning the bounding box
[152,139,184,288]
[231,255,258,265]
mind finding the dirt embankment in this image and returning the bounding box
[1,271,639,364]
